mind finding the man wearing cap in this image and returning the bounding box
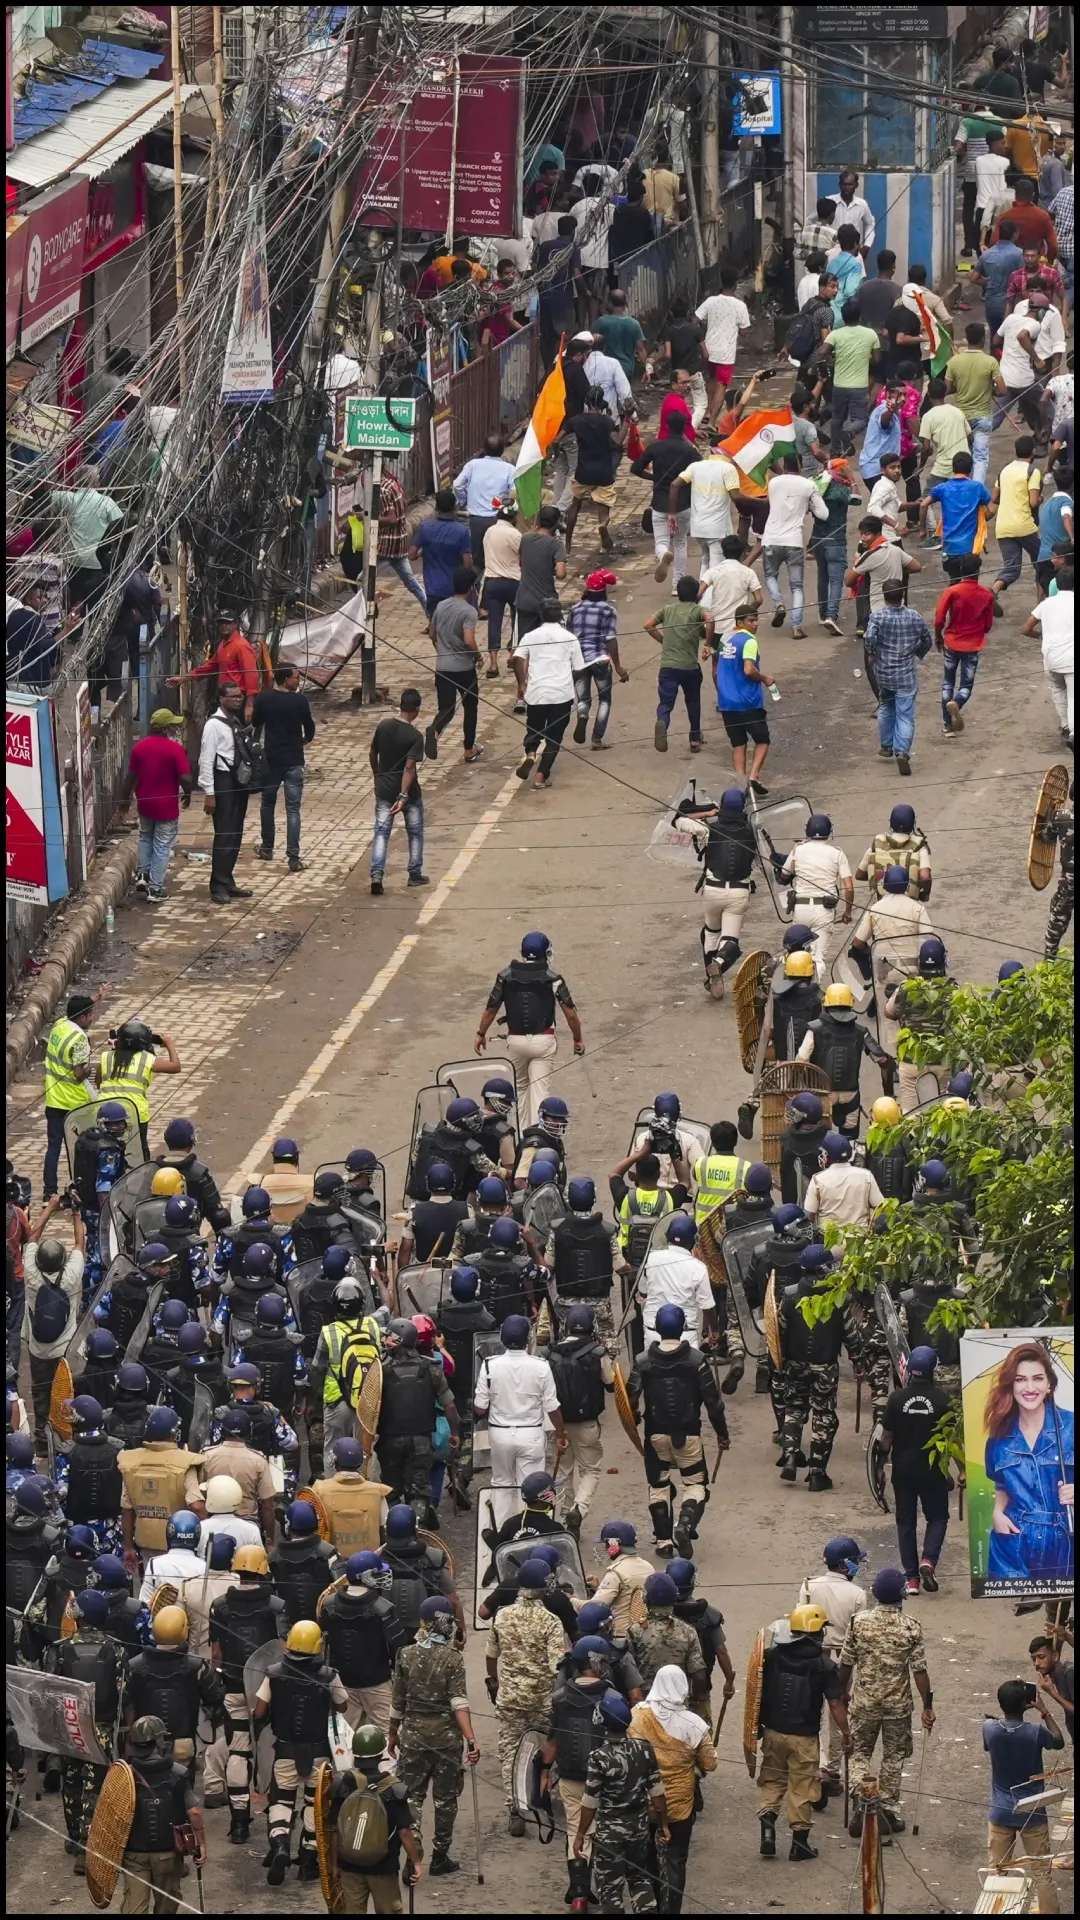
[839,1568,936,1836]
[201,1409,277,1541]
[42,992,98,1199]
[879,1348,954,1595]
[565,571,628,749]
[118,708,193,902]
[168,609,267,713]
[474,1316,566,1529]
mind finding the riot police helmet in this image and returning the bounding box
[882,864,911,893]
[241,1185,272,1217]
[450,1265,480,1301]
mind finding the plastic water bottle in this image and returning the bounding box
[105,903,115,937]
[768,682,781,703]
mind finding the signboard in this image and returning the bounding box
[6,212,28,361]
[795,5,948,36]
[84,159,145,273]
[733,73,783,138]
[426,329,454,488]
[6,693,68,905]
[960,1328,1073,1600]
[6,1671,110,1765]
[278,588,368,689]
[343,395,417,453]
[354,53,525,237]
[19,178,89,349]
[75,682,97,881]
[220,207,275,403]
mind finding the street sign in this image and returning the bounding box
[343,395,417,452]
[795,5,948,37]
[733,73,782,138]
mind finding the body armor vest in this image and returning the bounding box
[158,1153,224,1228]
[105,1397,151,1447]
[216,1397,279,1459]
[49,1633,121,1721]
[127,1648,202,1738]
[321,1591,397,1688]
[237,1328,300,1415]
[703,814,756,885]
[105,1590,148,1648]
[550,1677,605,1780]
[900,1284,962,1366]
[409,1199,468,1262]
[499,960,558,1034]
[166,1360,226,1444]
[436,1299,496,1409]
[867,830,928,895]
[102,1279,151,1351]
[746,1233,807,1308]
[674,1596,723,1683]
[127,1759,190,1853]
[379,1355,439,1439]
[636,1344,706,1438]
[867,1144,910,1201]
[296,1276,339,1356]
[210,1585,282,1684]
[780,1121,830,1202]
[515,1125,566,1180]
[407,1126,477,1203]
[781,1281,844,1365]
[455,1214,500,1259]
[269,1538,337,1626]
[73,1131,127,1214]
[383,1543,445,1644]
[473,1249,531,1321]
[5,1517,59,1610]
[806,1012,864,1089]
[549,1336,606,1424]
[141,1333,183,1378]
[64,1434,124,1522]
[44,1548,92,1637]
[761,1643,819,1729]
[772,982,823,1062]
[73,1361,120,1407]
[551,1215,613,1298]
[153,1229,204,1308]
[224,1222,288,1281]
[268,1654,334,1745]
[289,1206,351,1266]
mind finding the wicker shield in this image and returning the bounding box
[59,1590,78,1639]
[294,1485,332,1542]
[1028,764,1070,889]
[628,1581,648,1627]
[149,1582,180,1619]
[733,950,773,1073]
[419,1528,454,1577]
[316,1574,348,1622]
[764,1274,783,1372]
[313,1759,345,1914]
[85,1758,136,1909]
[695,1209,727,1293]
[758,1062,832,1184]
[612,1362,643,1453]
[49,1357,75,1443]
[356,1356,383,1460]
[743,1627,765,1778]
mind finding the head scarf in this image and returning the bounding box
[643,1665,709,1746]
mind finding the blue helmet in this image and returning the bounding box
[221,1409,251,1438]
[287,1499,320,1536]
[946,1072,974,1099]
[799,1244,835,1274]
[272,1136,300,1163]
[346,1551,390,1589]
[823,1132,853,1163]
[98,1101,127,1125]
[668,1557,696,1597]
[74,1587,110,1627]
[997,959,1024,983]
[146,1406,179,1440]
[91,1553,129,1591]
[909,1345,938,1375]
[566,1304,595,1335]
[256,1292,286,1324]
[159,1301,189,1332]
[450,1265,480,1301]
[526,1158,557,1189]
[568,1634,614,1671]
[65,1524,98,1560]
[539,1096,569,1132]
[345,1146,378,1173]
[576,1601,614,1636]
[446,1096,482,1129]
[72,1394,104,1429]
[666,1213,696,1248]
[531,1543,562,1571]
[242,1243,276,1278]
[872,1567,907,1605]
[241,1185,272,1217]
[482,1078,516,1114]
[314,1169,345,1199]
[385,1503,417,1541]
[521,931,551,960]
[922,1159,950,1188]
[426,1161,455,1195]
[771,1203,807,1234]
[502,1315,530,1349]
[783,923,814,952]
[806,814,832,840]
[918,936,948,973]
[824,1535,865,1575]
[720,787,746,811]
[166,1510,201,1549]
[567,1177,596,1210]
[177,1322,206,1354]
[788,1091,823,1123]
[164,1195,200,1229]
[163,1117,196,1149]
[595,1687,632,1731]
[7,1432,34,1466]
[518,1557,551,1591]
[490,1216,521,1247]
[655,1303,687,1339]
[227,1361,259,1389]
[521,1472,557,1507]
[889,803,916,833]
[139,1242,173,1272]
[745,1162,773,1193]
[334,1438,363,1472]
[477,1176,508,1208]
[87,1329,118,1359]
[644,1572,678,1607]
[599,1519,637,1552]
[883,864,911,894]
[209,1533,235,1569]
[322,1244,352,1279]
[653,1093,681,1121]
[118,1362,149,1394]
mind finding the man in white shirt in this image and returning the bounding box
[198,682,253,906]
[780,814,854,971]
[512,602,586,788]
[1022,586,1074,743]
[696,266,751,420]
[974,134,1012,238]
[581,342,632,416]
[760,456,830,639]
[835,170,876,254]
[699,536,763,644]
[637,1214,716,1348]
[473,1315,564,1527]
[24,1216,87,1434]
[672,452,743,569]
[804,1134,884,1229]
[867,456,905,543]
[571,180,614,319]
[1016,295,1067,371]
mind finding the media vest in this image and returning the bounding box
[692,1155,750,1225]
[97,1048,155,1125]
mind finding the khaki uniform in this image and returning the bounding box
[852,894,934,976]
[839,1603,927,1813]
[119,1850,184,1915]
[491,1592,565,1811]
[200,1441,276,1519]
[310,1470,392,1556]
[797,1573,869,1772]
[177,1567,240,1659]
[590,1551,655,1637]
[118,1442,204,1553]
[804,1163,885,1231]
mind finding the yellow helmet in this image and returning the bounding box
[871,1097,902,1127]
[151,1605,189,1647]
[939,1097,970,1113]
[789,1604,828,1636]
[784,952,816,979]
[824,984,854,1009]
[151,1167,185,1197]
[286,1620,323,1655]
[233,1545,270,1576]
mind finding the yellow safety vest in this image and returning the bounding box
[617,1187,672,1254]
[44,1017,92,1111]
[692,1154,750,1225]
[321,1318,382,1407]
[97,1047,155,1124]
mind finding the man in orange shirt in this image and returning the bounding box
[168,613,268,717]
[934,554,995,739]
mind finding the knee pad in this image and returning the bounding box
[681,1457,709,1492]
[715,934,741,975]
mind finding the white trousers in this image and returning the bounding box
[696,537,728,573]
[702,882,751,957]
[488,1425,548,1528]
[1046,667,1074,738]
[505,1031,558,1130]
[654,507,691,587]
[790,901,834,975]
[687,371,709,428]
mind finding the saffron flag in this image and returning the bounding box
[514,352,567,518]
[903,286,953,376]
[718,408,796,494]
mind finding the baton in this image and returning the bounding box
[958,1475,965,1523]
[195,1865,206,1914]
[408,1878,415,1916]
[711,1439,727,1486]
[577,1051,599,1100]
[855,1375,862,1435]
[843,1750,850,1831]
[712,1690,733,1743]
[910,1726,929,1836]
[470,1760,485,1883]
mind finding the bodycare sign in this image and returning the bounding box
[19,178,89,349]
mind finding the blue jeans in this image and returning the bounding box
[942,647,980,726]
[657,666,703,742]
[969,415,993,485]
[260,764,305,863]
[371,794,424,880]
[878,686,917,755]
[575,661,614,739]
[812,537,847,621]
[382,555,427,608]
[137,813,180,890]
[44,1105,70,1198]
[763,544,805,626]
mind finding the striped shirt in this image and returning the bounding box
[566,598,618,665]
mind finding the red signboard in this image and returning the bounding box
[19,177,89,349]
[6,213,29,360]
[354,54,524,237]
[84,159,145,272]
[6,705,48,900]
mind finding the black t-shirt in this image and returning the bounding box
[610,202,655,261]
[665,319,705,375]
[882,1381,953,1475]
[562,357,592,421]
[329,1769,412,1875]
[855,276,901,334]
[882,303,924,377]
[252,689,315,771]
[371,716,424,803]
[566,412,620,486]
[631,436,700,513]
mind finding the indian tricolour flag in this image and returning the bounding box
[718,408,796,494]
[903,285,953,376]
[513,352,567,518]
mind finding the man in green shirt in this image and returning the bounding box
[644,575,712,752]
[823,300,882,454]
[944,321,1007,483]
[594,290,646,381]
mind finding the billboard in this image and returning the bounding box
[6,213,28,360]
[6,693,69,905]
[354,54,525,237]
[961,1329,1074,1600]
[220,208,275,403]
[19,178,89,349]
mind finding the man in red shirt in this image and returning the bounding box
[657,367,698,442]
[168,613,266,714]
[934,555,995,738]
[991,181,1058,263]
[119,709,193,900]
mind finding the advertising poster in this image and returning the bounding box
[75,682,97,880]
[960,1328,1074,1599]
[6,693,69,906]
[426,327,453,488]
[220,208,275,403]
[18,177,89,349]
[354,54,525,236]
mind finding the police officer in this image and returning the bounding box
[71,1100,130,1292]
[548,1304,614,1533]
[795,1537,869,1798]
[73,1326,120,1406]
[474,1315,563,1528]
[321,1550,406,1733]
[476,931,585,1131]
[177,1531,238,1660]
[270,1498,337,1627]
[779,814,854,974]
[311,1438,392,1562]
[6,1428,35,1501]
[778,1246,858,1491]
[212,1186,294,1289]
[287,1170,358,1266]
[725,1161,777,1232]
[804,1133,885,1231]
[838,1567,936,1836]
[208,1542,284,1841]
[856,803,932,899]
[96,1019,180,1154]
[863,1096,911,1200]
[155,1195,211,1308]
[232,1291,306,1426]
[850,864,935,988]
[212,1246,296,1360]
[482,1469,564,1563]
[883,935,955,1111]
[59,1394,123,1552]
[154,1116,231,1232]
[478,1078,519,1177]
[42,992,96,1199]
[545,1177,619,1347]
[116,1715,206,1911]
[487,1555,566,1834]
[342,1144,384,1221]
[675,785,763,995]
[880,1347,954,1595]
[6,1479,64,1651]
[140,1297,194,1380]
[376,1317,459,1521]
[381,1502,462,1646]
[435,1266,496,1499]
[24,1519,99,1662]
[520,1154,569,1258]
[514,1095,572,1189]
[592,1520,657,1637]
[451,1177,510,1259]
[90,1551,150,1650]
[93,1242,157,1351]
[399,1160,471,1265]
[757,1603,850,1863]
[572,1686,669,1910]
[163,1324,227,1446]
[906,1159,978,1256]
[779,1091,831,1206]
[1040,780,1074,958]
[201,1408,277,1541]
[628,1571,708,1697]
[253,1618,350,1884]
[44,1585,128,1874]
[295,1241,357,1355]
[540,1635,612,1909]
[570,1602,644,1704]
[899,1264,966,1402]
[211,1359,298,1485]
[308,1276,383,1475]
[126,1603,223,1776]
[668,1558,735,1729]
[628,1304,728,1557]
[797,985,890,1138]
[630,1096,700,1205]
[765,951,824,1063]
[118,1405,205,1569]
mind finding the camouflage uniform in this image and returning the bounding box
[490,1592,565,1812]
[627,1608,706,1696]
[43,1630,128,1859]
[1043,806,1073,959]
[839,1604,928,1814]
[582,1733,663,1914]
[846,1290,893,1424]
[781,1362,841,1463]
[392,1634,468,1858]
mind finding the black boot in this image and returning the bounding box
[755,1362,771,1394]
[806,1468,833,1491]
[789,1828,818,1860]
[847,1808,863,1838]
[266,1836,290,1886]
[881,1808,906,1832]
[568,1857,592,1911]
[649,1498,674,1556]
[779,1451,799,1482]
[228,1811,251,1845]
[429,1852,459,1875]
[759,1812,777,1857]
[297,1852,320,1881]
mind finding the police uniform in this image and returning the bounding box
[208,1582,285,1820]
[780,840,853,971]
[258,1650,350,1864]
[628,1339,727,1553]
[758,1633,844,1834]
[547,1329,614,1524]
[269,1533,338,1629]
[435,1294,496,1488]
[382,1537,456,1646]
[899,1281,966,1400]
[310,1467,392,1560]
[851,893,934,978]
[581,1729,665,1913]
[1043,801,1074,957]
[884,970,956,1112]
[60,1427,124,1553]
[375,1348,456,1523]
[628,1606,706,1695]
[546,1208,619,1349]
[546,1674,606,1873]
[858,827,931,898]
[638,1244,713,1348]
[675,805,759,983]
[321,1583,406,1733]
[490,1589,565,1812]
[177,1563,240,1659]
[768,975,823,1063]
[126,1643,223,1772]
[691,1156,751,1372]
[591,1552,656,1639]
[43,1627,128,1857]
[839,1604,930,1818]
[117,1439,204,1555]
[779,1114,830,1206]
[673,1593,730,1728]
[778,1277,858,1483]
[796,1573,869,1776]
[200,1439,276,1520]
[797,1011,886,1138]
[804,1161,885,1231]
[392,1635,471,1859]
[327,1762,415,1913]
[120,1749,196,1913]
[483,958,578,1131]
[474,1348,560,1530]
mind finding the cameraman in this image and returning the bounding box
[983,1678,1065,1913]
[625,1095,697,1206]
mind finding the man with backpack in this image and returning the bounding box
[24,1208,87,1438]
[196,681,265,906]
[546,1303,615,1534]
[325,1722,422,1910]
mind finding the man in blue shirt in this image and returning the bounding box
[919,452,994,559]
[863,582,933,775]
[716,602,775,791]
[408,490,473,618]
[971,219,1024,339]
[453,437,518,567]
[859,384,904,483]
[983,1677,1065,1913]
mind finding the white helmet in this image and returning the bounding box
[204,1473,243,1515]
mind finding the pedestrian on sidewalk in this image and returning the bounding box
[369,689,428,896]
[934,555,995,738]
[253,664,315,873]
[989,436,1044,606]
[42,993,96,1198]
[453,436,517,568]
[372,460,427,611]
[561,390,628,556]
[630,412,701,585]
[198,681,255,905]
[695,267,751,423]
[715,603,775,791]
[427,568,484,764]
[408,490,473,621]
[567,570,628,749]
[760,455,830,639]
[482,504,523,675]
[119,708,193,901]
[864,582,934,776]
[645,576,710,754]
[512,599,585,788]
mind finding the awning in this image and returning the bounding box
[6,77,201,191]
[12,37,165,145]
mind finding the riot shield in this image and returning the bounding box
[314,1157,388,1223]
[85,1759,136,1910]
[313,1762,341,1913]
[720,1222,774,1361]
[287,1254,376,1331]
[758,1062,832,1184]
[626,1107,711,1168]
[612,1361,643,1452]
[496,1530,587,1599]
[6,1670,111,1765]
[646,777,721,868]
[733,950,773,1072]
[243,1639,286,1793]
[130,1195,171,1252]
[471,1333,505,1465]
[188,1378,215,1453]
[394,1262,449,1320]
[473,1486,500,1629]
[866,1423,889,1512]
[874,1283,910,1386]
[63,1098,146,1180]
[124,1280,165,1363]
[748,794,814,922]
[62,1254,140,1388]
[510,1727,556,1840]
[403,1059,518,1201]
[99,1162,159,1267]
[743,1627,765,1777]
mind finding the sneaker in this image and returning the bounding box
[942,725,956,738]
[919,535,942,552]
[905,1576,921,1595]
[370,880,384,896]
[147,886,167,902]
[920,1561,939,1592]
[822,617,844,637]
[254,845,274,861]
[573,714,588,744]
[877,745,895,759]
[654,547,675,583]
[770,606,787,628]
[515,753,536,780]
[513,699,527,716]
[896,752,911,776]
[408,874,431,887]
[749,778,770,798]
[135,872,149,893]
[654,720,669,752]
[946,698,964,733]
[424,725,439,760]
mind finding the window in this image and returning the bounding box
[811,44,921,171]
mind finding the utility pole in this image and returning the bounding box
[779,4,796,309]
[355,6,386,708]
[170,8,190,677]
[700,22,721,270]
